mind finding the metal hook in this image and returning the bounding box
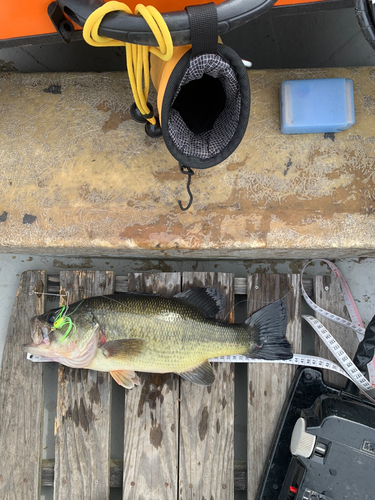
[178,165,194,211]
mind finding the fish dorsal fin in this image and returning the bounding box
[174,287,225,318]
[101,339,145,360]
[177,360,215,386]
[110,369,141,389]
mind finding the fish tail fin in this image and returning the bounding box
[245,299,293,360]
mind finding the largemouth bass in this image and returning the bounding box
[24,287,292,388]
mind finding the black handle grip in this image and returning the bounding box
[57,0,277,46]
[355,0,375,51]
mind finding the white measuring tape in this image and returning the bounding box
[212,352,371,391]
[27,353,51,362]
[211,259,375,401]
[301,259,375,387]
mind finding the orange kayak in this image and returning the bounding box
[0,0,331,46]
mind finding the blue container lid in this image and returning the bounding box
[280,78,355,135]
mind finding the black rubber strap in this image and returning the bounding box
[185,3,218,56]
[355,0,375,51]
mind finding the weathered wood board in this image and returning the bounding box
[41,456,248,490]
[1,269,307,499]
[179,272,235,500]
[123,272,181,500]
[0,271,46,500]
[313,275,359,388]
[247,273,301,500]
[54,271,114,500]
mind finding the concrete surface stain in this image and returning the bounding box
[43,85,61,94]
[97,102,131,132]
[226,157,247,171]
[53,258,94,269]
[119,218,190,247]
[244,259,305,274]
[288,260,305,274]
[363,95,375,109]
[23,214,36,224]
[283,158,292,176]
[134,260,174,273]
[324,132,335,142]
[78,183,119,204]
[0,59,16,71]
[152,168,186,184]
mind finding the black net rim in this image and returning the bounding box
[161,44,250,169]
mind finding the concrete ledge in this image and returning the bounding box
[0,68,374,258]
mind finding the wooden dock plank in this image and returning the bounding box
[54,271,114,500]
[313,275,358,388]
[179,272,235,500]
[247,273,301,500]
[47,274,314,298]
[123,272,181,500]
[41,458,248,490]
[0,271,46,500]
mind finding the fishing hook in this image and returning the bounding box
[178,165,194,211]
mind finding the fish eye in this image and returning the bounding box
[46,312,57,324]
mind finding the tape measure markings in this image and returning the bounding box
[301,260,375,387]
[301,259,364,332]
[27,353,50,362]
[302,315,372,391]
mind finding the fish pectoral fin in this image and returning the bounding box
[101,339,146,360]
[174,287,225,318]
[110,369,141,389]
[177,360,215,386]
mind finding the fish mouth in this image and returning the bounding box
[23,342,49,355]
[23,342,64,363]
[24,327,99,369]
[30,317,51,346]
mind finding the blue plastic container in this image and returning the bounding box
[280,78,355,135]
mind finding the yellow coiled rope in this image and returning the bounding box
[83,1,173,125]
